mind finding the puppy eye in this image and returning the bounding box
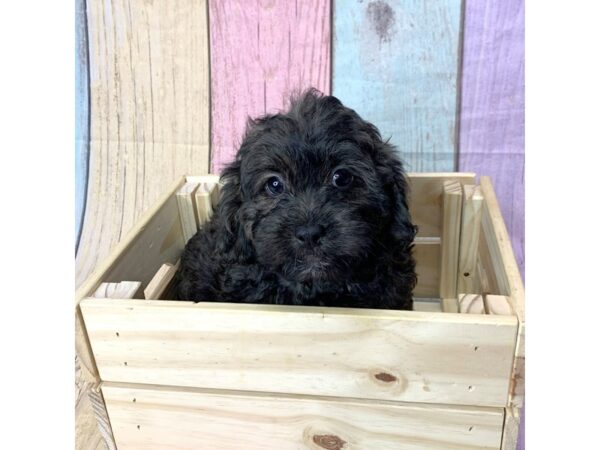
[265,176,285,196]
[332,169,353,188]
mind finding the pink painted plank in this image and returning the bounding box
[209,0,331,173]
[459,2,524,449]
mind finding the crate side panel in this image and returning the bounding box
[99,195,185,290]
[413,242,440,298]
[408,174,475,237]
[82,300,517,407]
[103,383,505,450]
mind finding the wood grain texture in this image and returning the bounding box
[176,182,200,243]
[458,294,485,315]
[76,0,90,249]
[480,178,525,416]
[93,281,142,299]
[103,382,505,450]
[75,178,187,450]
[457,185,483,293]
[76,0,210,287]
[412,241,440,298]
[439,181,463,298]
[144,261,180,300]
[209,0,331,173]
[333,0,463,172]
[459,0,525,278]
[408,173,475,238]
[81,299,518,408]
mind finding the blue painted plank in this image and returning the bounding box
[75,0,89,251]
[333,0,463,172]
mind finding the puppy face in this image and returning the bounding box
[220,90,415,284]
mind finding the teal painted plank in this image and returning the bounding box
[333,0,462,171]
[75,0,89,251]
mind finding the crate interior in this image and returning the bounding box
[78,173,522,450]
[88,173,513,316]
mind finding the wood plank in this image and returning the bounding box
[76,0,210,287]
[144,262,180,300]
[412,299,442,313]
[501,406,522,450]
[458,294,486,315]
[458,185,483,293]
[194,182,216,224]
[103,382,505,450]
[408,173,475,237]
[176,182,200,242]
[76,178,186,300]
[480,178,524,354]
[75,0,100,447]
[333,0,463,172]
[459,0,524,279]
[93,281,142,300]
[81,299,518,408]
[442,298,459,313]
[75,0,89,250]
[480,177,525,410]
[486,295,513,316]
[75,177,187,447]
[439,181,463,298]
[209,0,331,173]
[413,241,440,298]
[75,375,113,450]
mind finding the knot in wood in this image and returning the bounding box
[312,434,347,450]
[375,372,397,383]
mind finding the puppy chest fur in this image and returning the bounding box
[175,89,417,310]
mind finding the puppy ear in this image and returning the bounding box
[372,140,417,243]
[218,158,242,236]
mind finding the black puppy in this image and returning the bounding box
[176,89,417,309]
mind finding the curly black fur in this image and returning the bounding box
[175,89,417,309]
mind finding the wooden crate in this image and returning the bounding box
[76,173,524,450]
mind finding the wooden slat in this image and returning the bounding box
[144,262,180,300]
[74,177,187,448]
[408,173,475,237]
[194,182,216,225]
[93,282,142,300]
[75,1,100,446]
[412,299,442,313]
[413,241,440,298]
[458,294,486,315]
[439,181,463,298]
[333,0,463,172]
[209,0,331,173]
[486,295,513,316]
[75,0,89,249]
[81,299,518,408]
[103,382,505,450]
[458,185,484,293]
[501,406,522,450]
[176,182,200,242]
[480,177,525,410]
[442,298,459,313]
[76,0,210,287]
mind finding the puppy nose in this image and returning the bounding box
[295,224,324,246]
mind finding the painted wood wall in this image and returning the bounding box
[459,1,524,448]
[75,1,525,448]
[333,0,462,172]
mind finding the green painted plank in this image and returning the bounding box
[333,0,463,171]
